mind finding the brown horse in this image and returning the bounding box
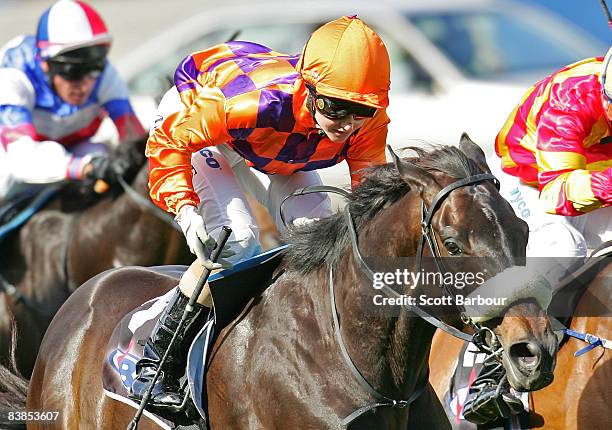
[0,137,192,376]
[23,137,559,429]
[429,258,611,430]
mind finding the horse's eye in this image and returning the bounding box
[444,239,462,255]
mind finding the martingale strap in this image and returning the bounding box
[329,267,428,426]
[562,328,612,357]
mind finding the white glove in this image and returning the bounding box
[292,217,320,228]
[175,205,235,270]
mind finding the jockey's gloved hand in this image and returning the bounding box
[108,156,131,182]
[84,153,112,182]
[176,205,235,270]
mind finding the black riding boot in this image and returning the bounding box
[462,358,524,424]
[129,289,208,408]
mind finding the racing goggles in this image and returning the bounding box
[313,93,377,120]
[47,59,105,81]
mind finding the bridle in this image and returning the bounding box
[280,170,504,426]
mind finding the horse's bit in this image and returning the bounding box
[281,172,502,426]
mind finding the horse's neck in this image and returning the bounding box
[69,166,151,262]
[570,261,611,334]
[334,195,434,398]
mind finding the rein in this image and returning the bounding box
[281,172,503,425]
[329,267,428,425]
[281,175,500,342]
[117,175,181,232]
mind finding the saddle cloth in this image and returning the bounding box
[444,342,532,430]
[102,246,286,429]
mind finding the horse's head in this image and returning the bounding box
[385,133,556,392]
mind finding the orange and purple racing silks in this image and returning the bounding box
[496,57,612,216]
[147,33,390,214]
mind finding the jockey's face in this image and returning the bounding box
[41,61,98,106]
[52,73,97,106]
[314,110,367,143]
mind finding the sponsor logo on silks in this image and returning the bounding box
[509,187,531,219]
[107,340,139,389]
[199,149,221,169]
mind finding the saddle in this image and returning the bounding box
[0,184,61,242]
[102,246,287,429]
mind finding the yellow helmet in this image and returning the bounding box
[297,16,390,109]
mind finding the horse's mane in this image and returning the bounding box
[282,145,485,274]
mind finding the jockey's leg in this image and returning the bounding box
[190,145,262,260]
[568,205,612,255]
[177,260,216,306]
[130,142,260,407]
[129,286,208,407]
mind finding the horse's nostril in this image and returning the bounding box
[510,342,541,369]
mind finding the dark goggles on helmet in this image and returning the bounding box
[47,45,108,81]
[47,59,105,81]
[309,87,377,120]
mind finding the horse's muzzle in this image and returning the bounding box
[503,333,557,391]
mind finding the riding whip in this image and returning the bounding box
[127,225,232,430]
[599,0,612,29]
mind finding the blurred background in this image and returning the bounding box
[1,0,609,189]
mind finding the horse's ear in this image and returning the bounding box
[459,132,491,173]
[387,145,439,202]
[387,144,403,170]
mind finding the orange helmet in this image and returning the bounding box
[297,16,390,109]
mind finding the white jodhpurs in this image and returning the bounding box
[155,87,333,264]
[487,154,612,258]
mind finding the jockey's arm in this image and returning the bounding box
[0,107,92,183]
[0,67,94,183]
[535,106,611,216]
[146,86,231,214]
[346,109,390,188]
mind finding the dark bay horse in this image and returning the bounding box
[0,137,192,376]
[430,257,611,429]
[24,136,558,429]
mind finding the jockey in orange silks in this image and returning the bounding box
[130,16,392,407]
